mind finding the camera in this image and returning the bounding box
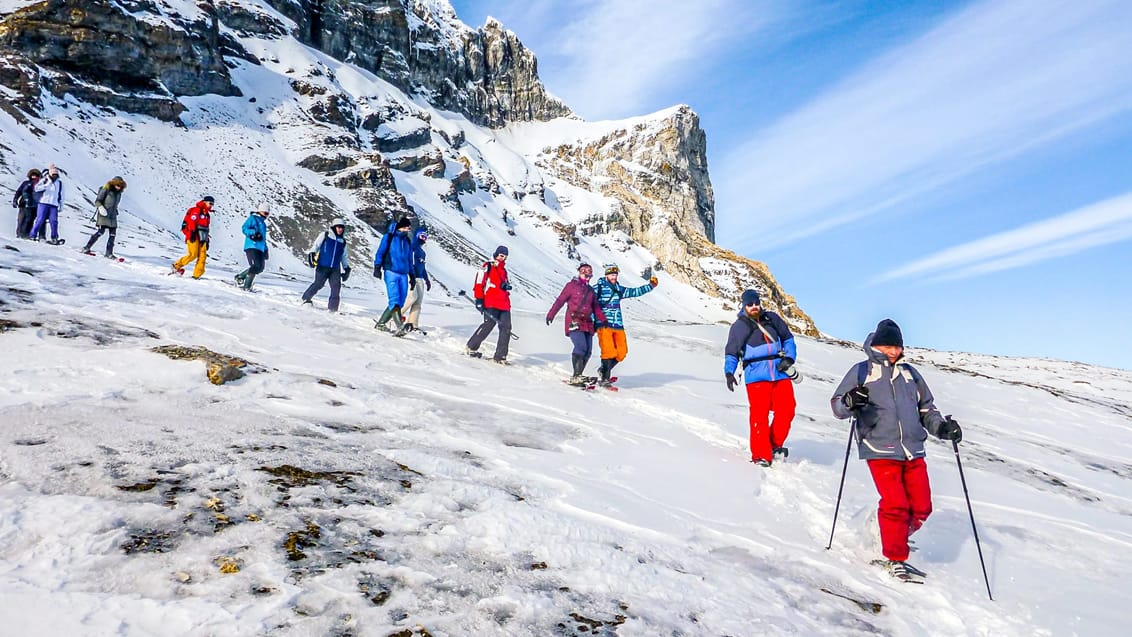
[500,281,513,291]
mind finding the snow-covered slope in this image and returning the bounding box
[1,235,1129,636]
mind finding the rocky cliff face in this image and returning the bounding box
[262,0,572,128]
[0,0,246,122]
[532,106,817,335]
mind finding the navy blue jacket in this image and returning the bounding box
[307,226,350,271]
[410,236,430,285]
[724,310,797,384]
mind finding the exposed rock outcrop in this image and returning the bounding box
[0,0,244,121]
[535,106,817,335]
[263,0,572,127]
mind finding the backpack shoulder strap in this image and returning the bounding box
[857,361,870,385]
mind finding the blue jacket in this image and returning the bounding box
[242,213,268,252]
[593,278,654,329]
[723,310,797,383]
[374,222,414,274]
[830,333,946,461]
[410,236,430,285]
[307,226,350,271]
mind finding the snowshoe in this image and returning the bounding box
[46,238,65,245]
[81,248,96,256]
[872,559,925,584]
[466,347,483,359]
[751,458,772,468]
[168,266,186,276]
[773,447,790,460]
[492,358,510,366]
[105,254,124,262]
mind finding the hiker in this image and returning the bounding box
[372,217,414,331]
[830,318,962,581]
[466,245,512,363]
[12,168,42,239]
[301,219,352,311]
[235,205,270,291]
[400,226,432,334]
[82,176,127,258]
[592,263,657,385]
[30,163,65,244]
[546,263,607,385]
[723,289,798,466]
[171,196,214,278]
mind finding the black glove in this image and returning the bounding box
[250,232,264,242]
[938,416,963,443]
[475,299,484,312]
[545,317,553,326]
[725,373,737,392]
[409,273,417,289]
[373,265,381,278]
[342,267,351,282]
[776,356,795,372]
[500,281,513,292]
[842,385,870,411]
[425,279,431,291]
[307,253,317,268]
[264,247,269,260]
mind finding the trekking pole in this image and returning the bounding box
[953,438,993,600]
[457,290,519,340]
[826,421,856,550]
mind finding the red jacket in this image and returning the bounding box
[473,261,511,310]
[546,278,607,335]
[182,202,212,241]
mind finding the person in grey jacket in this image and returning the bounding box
[830,318,962,581]
[82,176,126,257]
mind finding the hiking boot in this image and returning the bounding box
[773,447,790,460]
[301,299,313,306]
[493,357,510,365]
[235,272,247,285]
[568,374,587,386]
[46,238,64,245]
[751,458,772,467]
[466,346,483,359]
[81,249,95,256]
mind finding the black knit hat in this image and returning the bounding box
[202,196,215,204]
[494,245,509,257]
[740,289,760,307]
[872,319,903,347]
[395,217,412,230]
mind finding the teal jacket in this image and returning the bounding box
[592,278,654,329]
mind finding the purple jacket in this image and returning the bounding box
[547,278,607,335]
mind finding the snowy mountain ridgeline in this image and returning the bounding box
[0,0,815,333]
[1,2,1130,637]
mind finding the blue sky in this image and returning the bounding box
[449,0,1132,370]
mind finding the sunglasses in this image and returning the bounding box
[744,302,760,308]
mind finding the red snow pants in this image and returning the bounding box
[745,379,795,463]
[867,457,933,562]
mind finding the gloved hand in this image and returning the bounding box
[425,279,432,291]
[776,356,795,373]
[197,229,210,245]
[372,265,381,278]
[842,385,870,411]
[342,267,351,282]
[409,273,417,289]
[938,416,963,443]
[475,299,485,312]
[545,316,553,326]
[251,232,264,242]
[725,373,738,392]
[264,247,270,260]
[649,276,659,287]
[500,281,513,292]
[307,253,317,268]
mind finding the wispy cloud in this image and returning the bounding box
[463,0,777,120]
[874,192,1132,283]
[716,0,1132,252]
